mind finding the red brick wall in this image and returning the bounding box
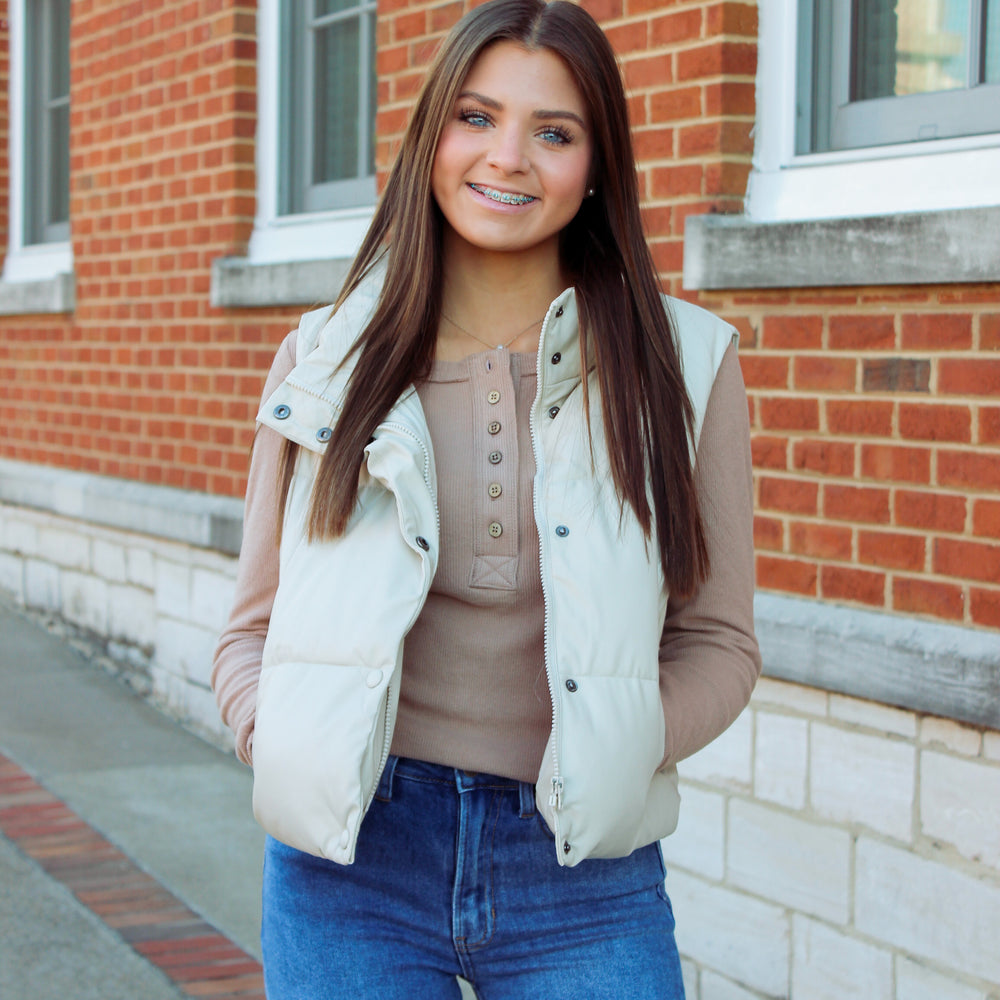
[1,0,997,631]
[706,288,1000,630]
[1,0,299,496]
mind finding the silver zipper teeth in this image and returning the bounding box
[529,302,565,838]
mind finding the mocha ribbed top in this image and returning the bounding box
[394,349,549,781]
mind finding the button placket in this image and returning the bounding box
[476,351,518,559]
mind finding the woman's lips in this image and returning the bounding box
[468,183,538,206]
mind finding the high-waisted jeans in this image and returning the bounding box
[261,756,685,999]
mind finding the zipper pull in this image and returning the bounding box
[549,776,564,811]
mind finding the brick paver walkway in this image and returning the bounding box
[0,753,265,999]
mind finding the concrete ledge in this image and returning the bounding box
[684,206,1000,289]
[0,273,75,315]
[210,256,352,308]
[756,591,1000,729]
[0,459,244,556]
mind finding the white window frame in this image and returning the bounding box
[3,0,72,283]
[247,0,376,266]
[747,0,1000,222]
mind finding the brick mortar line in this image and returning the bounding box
[0,751,264,1000]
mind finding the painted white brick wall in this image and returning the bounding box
[809,723,915,841]
[661,784,725,881]
[855,838,1000,984]
[670,870,790,997]
[727,799,851,923]
[791,916,893,1000]
[680,711,754,790]
[895,956,989,1000]
[920,751,1000,869]
[671,675,1000,999]
[753,710,808,809]
[698,971,763,1000]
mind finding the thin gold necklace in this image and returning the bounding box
[441,311,545,351]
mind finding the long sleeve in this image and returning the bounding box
[659,342,761,766]
[211,332,297,765]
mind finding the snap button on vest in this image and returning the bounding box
[273,404,291,419]
[555,525,569,537]
[562,841,571,854]
[555,307,564,317]
[415,536,430,551]
[548,406,559,418]
[316,427,332,442]
[551,352,561,364]
[565,679,578,692]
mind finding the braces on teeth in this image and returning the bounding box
[470,184,536,205]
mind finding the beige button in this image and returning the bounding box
[488,521,503,538]
[488,450,502,464]
[487,390,501,404]
[488,421,501,435]
[488,482,502,499]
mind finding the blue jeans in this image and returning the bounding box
[262,756,685,999]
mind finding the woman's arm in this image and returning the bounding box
[211,332,298,765]
[659,342,762,766]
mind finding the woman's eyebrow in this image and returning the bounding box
[457,90,587,130]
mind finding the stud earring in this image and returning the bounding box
[586,188,596,198]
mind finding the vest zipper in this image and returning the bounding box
[362,418,440,814]
[530,303,566,853]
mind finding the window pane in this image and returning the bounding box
[316,0,359,15]
[986,0,1000,81]
[853,0,972,99]
[50,0,71,97]
[48,102,70,226]
[313,20,361,185]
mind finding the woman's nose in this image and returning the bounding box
[485,127,529,174]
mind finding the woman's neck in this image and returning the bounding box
[437,234,569,359]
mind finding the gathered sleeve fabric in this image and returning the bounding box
[659,342,761,767]
[211,332,297,765]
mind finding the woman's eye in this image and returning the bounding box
[458,108,492,128]
[538,126,573,145]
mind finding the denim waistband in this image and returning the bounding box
[376,756,536,819]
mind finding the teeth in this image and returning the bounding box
[470,184,536,206]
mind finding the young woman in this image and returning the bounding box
[213,1,760,996]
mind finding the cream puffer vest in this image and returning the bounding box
[252,272,735,867]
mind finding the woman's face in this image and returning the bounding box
[431,41,593,262]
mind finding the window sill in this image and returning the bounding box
[210,255,354,309]
[0,272,75,315]
[0,458,244,556]
[683,206,1000,290]
[755,592,1000,730]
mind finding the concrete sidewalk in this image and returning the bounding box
[0,601,265,1000]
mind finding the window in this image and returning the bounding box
[743,0,1000,222]
[279,0,377,214]
[799,0,1000,153]
[24,0,71,244]
[1,0,73,295]
[211,0,379,304]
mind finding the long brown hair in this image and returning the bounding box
[278,0,708,598]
